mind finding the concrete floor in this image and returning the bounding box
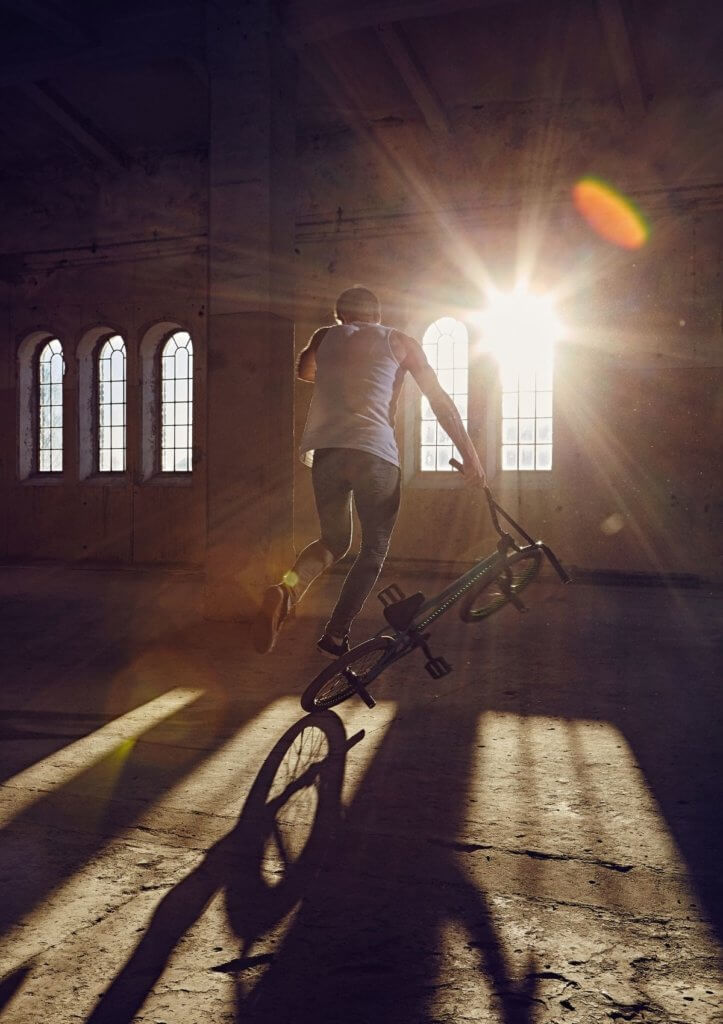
[0,565,721,1024]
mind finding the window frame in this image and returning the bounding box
[95,333,128,476]
[403,314,479,489]
[35,338,65,476]
[157,329,194,476]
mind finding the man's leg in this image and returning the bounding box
[325,451,401,640]
[285,448,353,607]
[252,449,352,653]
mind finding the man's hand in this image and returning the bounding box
[450,456,486,486]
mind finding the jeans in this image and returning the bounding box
[287,448,401,636]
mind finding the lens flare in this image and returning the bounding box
[572,177,649,249]
[478,288,564,373]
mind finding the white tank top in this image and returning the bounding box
[300,322,406,467]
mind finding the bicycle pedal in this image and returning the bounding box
[378,583,406,607]
[425,656,452,679]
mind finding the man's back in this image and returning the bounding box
[300,321,406,468]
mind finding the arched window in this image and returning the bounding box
[38,338,65,472]
[420,317,468,472]
[98,335,126,472]
[161,331,193,472]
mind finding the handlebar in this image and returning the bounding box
[448,458,571,584]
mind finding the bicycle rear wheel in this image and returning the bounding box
[459,548,542,622]
[301,636,396,712]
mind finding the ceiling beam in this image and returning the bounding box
[0,0,89,48]
[376,22,450,133]
[22,81,129,170]
[594,0,646,119]
[286,0,518,46]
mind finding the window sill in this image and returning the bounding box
[83,473,131,486]
[405,469,466,490]
[20,473,67,485]
[491,469,556,491]
[142,473,195,487]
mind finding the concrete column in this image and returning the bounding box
[204,0,297,619]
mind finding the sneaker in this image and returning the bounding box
[252,585,290,654]
[317,632,351,658]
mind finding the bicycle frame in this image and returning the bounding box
[340,486,570,709]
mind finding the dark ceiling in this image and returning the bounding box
[0,0,720,175]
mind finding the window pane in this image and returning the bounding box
[38,340,64,473]
[536,445,553,470]
[502,393,518,418]
[519,391,535,417]
[421,446,436,471]
[502,445,518,470]
[98,337,126,472]
[536,391,553,418]
[502,419,518,444]
[536,418,553,443]
[519,445,535,470]
[436,445,453,471]
[419,317,468,474]
[161,331,194,472]
[437,338,454,369]
[519,419,535,443]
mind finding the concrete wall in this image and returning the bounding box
[0,154,207,566]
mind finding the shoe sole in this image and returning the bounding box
[252,587,286,654]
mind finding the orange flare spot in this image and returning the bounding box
[572,178,649,249]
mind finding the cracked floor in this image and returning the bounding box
[0,566,721,1023]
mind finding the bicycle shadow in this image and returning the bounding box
[85,711,362,1024]
[238,695,541,1024]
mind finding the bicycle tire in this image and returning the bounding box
[459,548,542,622]
[301,636,396,712]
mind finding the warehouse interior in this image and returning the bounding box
[0,1,721,1021]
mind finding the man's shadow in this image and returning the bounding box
[85,711,363,1024]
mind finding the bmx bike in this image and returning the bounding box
[300,461,570,713]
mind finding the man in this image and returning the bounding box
[252,285,485,655]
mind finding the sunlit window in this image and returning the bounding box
[98,335,126,472]
[420,317,468,472]
[38,339,64,472]
[161,331,193,472]
[479,289,561,473]
[500,360,553,471]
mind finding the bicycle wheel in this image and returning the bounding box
[301,636,396,712]
[459,548,542,622]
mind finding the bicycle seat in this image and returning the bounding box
[382,592,425,631]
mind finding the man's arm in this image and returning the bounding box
[392,330,486,484]
[297,327,329,382]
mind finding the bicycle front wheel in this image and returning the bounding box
[459,548,542,622]
[301,636,396,712]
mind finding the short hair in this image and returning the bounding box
[334,286,381,324]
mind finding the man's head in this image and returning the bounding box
[334,286,381,325]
